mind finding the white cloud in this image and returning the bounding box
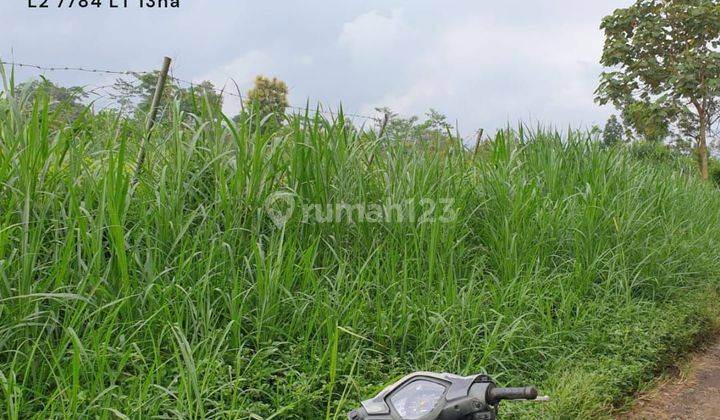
[197,50,275,91]
[364,82,437,116]
[357,14,614,135]
[339,9,409,60]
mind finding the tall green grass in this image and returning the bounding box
[1,78,720,418]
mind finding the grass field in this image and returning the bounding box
[1,82,720,419]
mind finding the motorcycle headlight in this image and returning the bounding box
[389,379,447,419]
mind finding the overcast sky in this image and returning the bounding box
[2,0,631,137]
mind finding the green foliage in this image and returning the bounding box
[15,77,88,124]
[597,0,720,106]
[113,71,223,118]
[376,107,458,151]
[245,75,289,127]
[627,140,700,177]
[2,77,720,418]
[180,80,224,116]
[710,158,720,187]
[629,140,672,163]
[669,135,696,156]
[603,115,624,146]
[597,0,720,177]
[622,99,673,142]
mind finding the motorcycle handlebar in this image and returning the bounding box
[487,386,538,404]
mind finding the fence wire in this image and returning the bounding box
[0,59,382,123]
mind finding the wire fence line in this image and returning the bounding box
[0,59,382,123]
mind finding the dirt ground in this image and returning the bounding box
[620,336,720,419]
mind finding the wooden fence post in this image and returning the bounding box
[133,56,172,182]
[367,111,390,167]
[378,111,390,138]
[473,128,484,158]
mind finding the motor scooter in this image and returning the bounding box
[348,371,546,420]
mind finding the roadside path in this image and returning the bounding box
[621,337,720,419]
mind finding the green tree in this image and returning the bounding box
[374,107,458,153]
[376,107,454,141]
[603,115,624,147]
[16,77,87,123]
[245,75,289,128]
[113,72,222,118]
[417,109,454,142]
[178,81,223,116]
[621,99,673,142]
[596,0,720,180]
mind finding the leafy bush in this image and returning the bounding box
[628,140,673,163]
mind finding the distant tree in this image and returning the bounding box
[113,71,169,115]
[596,0,720,180]
[245,75,289,128]
[374,107,457,150]
[112,72,222,118]
[179,81,223,116]
[16,77,87,123]
[417,109,454,141]
[603,115,624,147]
[375,107,415,140]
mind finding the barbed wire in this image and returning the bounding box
[0,60,138,76]
[0,59,382,122]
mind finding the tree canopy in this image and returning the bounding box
[113,72,223,118]
[596,0,720,179]
[376,107,455,143]
[603,115,625,147]
[244,75,288,126]
[15,77,88,124]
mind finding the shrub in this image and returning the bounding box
[628,140,673,163]
[710,158,720,188]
